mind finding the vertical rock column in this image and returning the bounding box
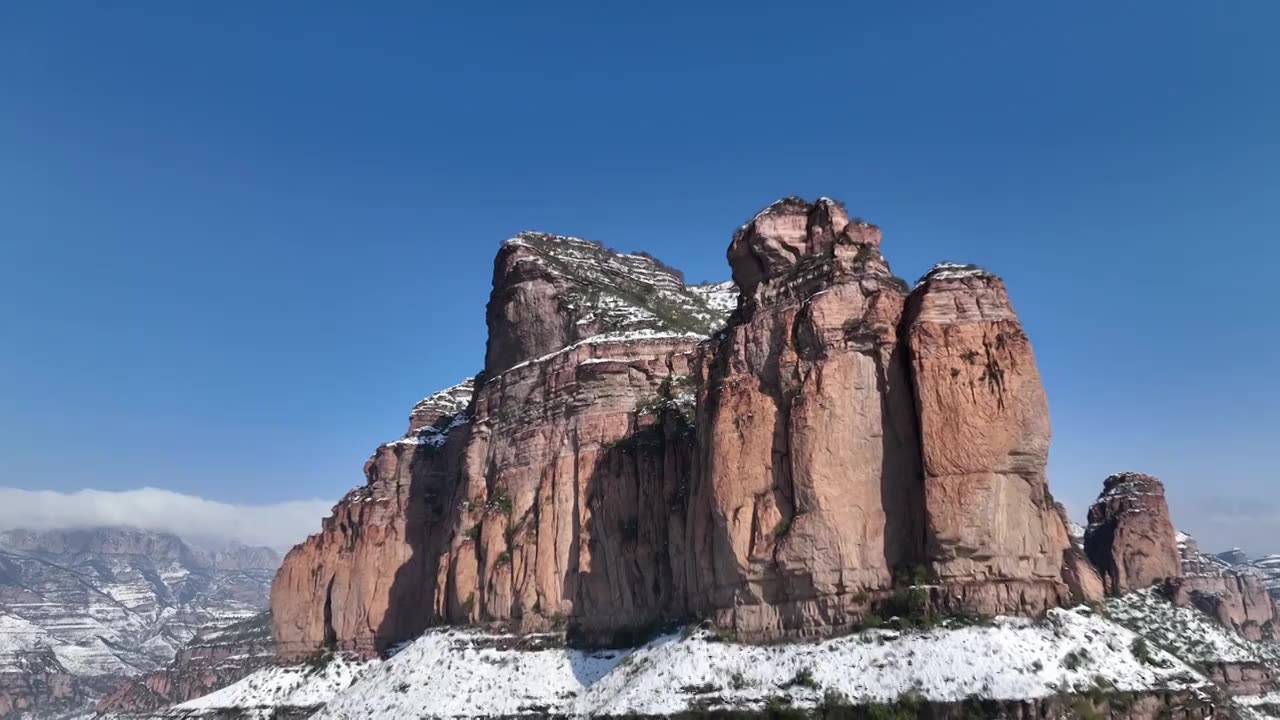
[905,264,1078,614]
[690,197,923,639]
[1084,471,1183,595]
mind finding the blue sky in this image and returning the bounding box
[2,3,1277,551]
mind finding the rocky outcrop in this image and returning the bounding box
[271,379,475,659]
[484,232,735,374]
[688,197,922,639]
[1165,574,1278,642]
[272,231,741,657]
[1084,472,1183,595]
[444,334,701,644]
[905,263,1082,615]
[270,197,1097,658]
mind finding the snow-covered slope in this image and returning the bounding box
[163,654,373,719]
[1107,588,1280,668]
[165,607,1217,719]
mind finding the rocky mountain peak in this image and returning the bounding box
[727,196,894,298]
[0,526,278,716]
[407,377,475,434]
[483,231,736,374]
[914,260,996,286]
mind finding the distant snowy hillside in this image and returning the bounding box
[0,527,279,716]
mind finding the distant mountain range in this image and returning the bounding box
[0,526,279,718]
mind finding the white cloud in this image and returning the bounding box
[0,487,332,551]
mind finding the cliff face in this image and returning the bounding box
[906,264,1086,615]
[1084,472,1184,595]
[270,197,1102,659]
[271,380,474,659]
[687,197,922,638]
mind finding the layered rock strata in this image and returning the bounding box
[688,197,922,638]
[271,197,1099,658]
[906,263,1089,615]
[97,613,274,714]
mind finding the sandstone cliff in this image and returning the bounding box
[688,197,922,638]
[270,197,1103,660]
[1084,472,1183,595]
[271,379,475,659]
[906,263,1093,615]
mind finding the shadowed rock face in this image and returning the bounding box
[271,198,1095,658]
[271,380,474,659]
[1170,530,1279,642]
[1085,472,1183,595]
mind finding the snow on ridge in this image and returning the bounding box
[492,329,706,380]
[1106,588,1280,666]
[689,280,739,315]
[294,609,1205,719]
[409,377,475,419]
[915,261,994,288]
[173,653,374,715]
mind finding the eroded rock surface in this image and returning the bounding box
[689,197,922,639]
[270,197,1099,658]
[905,263,1079,614]
[1084,472,1183,595]
[271,379,474,659]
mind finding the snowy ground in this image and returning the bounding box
[1239,692,1280,719]
[165,607,1209,719]
[163,587,1280,719]
[165,654,374,719]
[1106,588,1280,667]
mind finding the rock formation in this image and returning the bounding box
[1168,530,1279,642]
[270,197,1104,659]
[1084,472,1183,595]
[271,379,475,659]
[906,263,1088,615]
[1165,573,1278,642]
[689,197,922,638]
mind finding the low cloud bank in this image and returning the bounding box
[0,487,331,551]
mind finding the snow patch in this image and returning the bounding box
[300,609,1205,718]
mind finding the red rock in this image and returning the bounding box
[1084,472,1183,595]
[270,380,474,659]
[905,263,1080,613]
[270,198,1099,656]
[689,197,921,639]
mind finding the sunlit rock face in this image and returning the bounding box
[271,196,1098,658]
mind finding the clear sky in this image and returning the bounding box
[2,3,1277,552]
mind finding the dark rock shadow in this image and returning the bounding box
[370,422,469,656]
